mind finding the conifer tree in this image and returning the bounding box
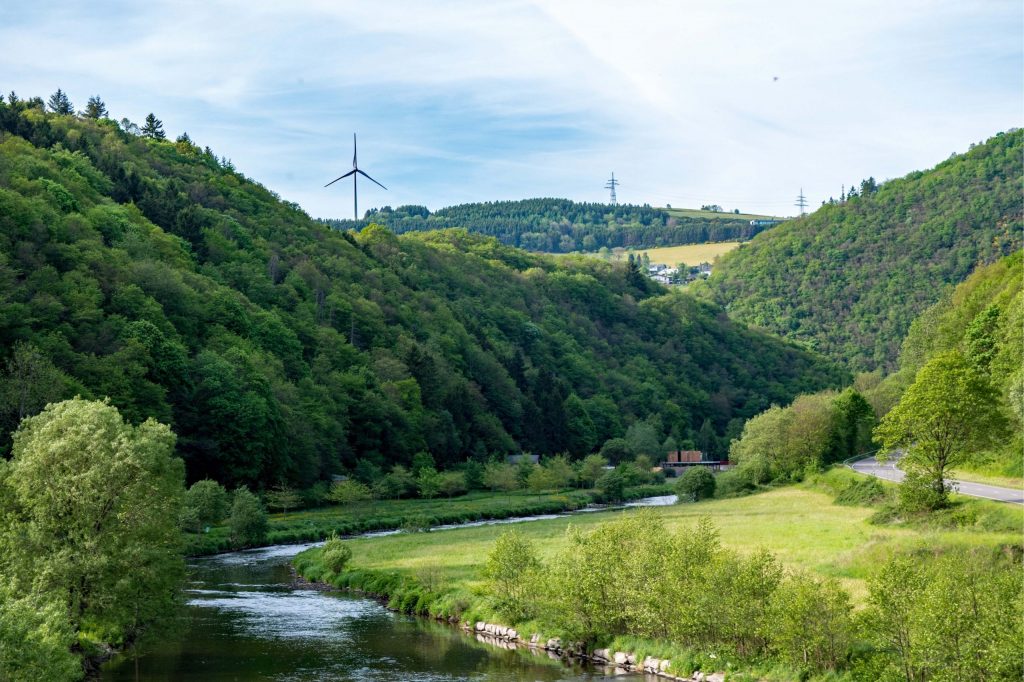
[82,95,107,119]
[46,88,73,115]
[142,113,166,139]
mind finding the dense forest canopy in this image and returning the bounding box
[321,199,778,253]
[699,130,1022,372]
[0,96,847,490]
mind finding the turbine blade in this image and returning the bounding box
[353,133,357,168]
[324,169,357,187]
[356,169,387,190]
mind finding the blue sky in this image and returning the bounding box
[2,1,1021,219]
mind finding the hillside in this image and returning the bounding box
[700,130,1022,371]
[323,198,777,253]
[872,251,1023,480]
[0,99,847,490]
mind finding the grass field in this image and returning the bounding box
[664,208,782,221]
[311,471,1021,602]
[567,241,743,265]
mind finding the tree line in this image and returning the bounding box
[321,198,775,253]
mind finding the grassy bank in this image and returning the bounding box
[294,470,1022,679]
[186,484,673,555]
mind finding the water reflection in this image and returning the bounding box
[101,531,653,681]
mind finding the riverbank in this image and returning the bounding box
[293,472,1023,681]
[187,484,674,556]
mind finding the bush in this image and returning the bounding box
[674,467,716,502]
[482,529,540,621]
[321,535,353,574]
[715,469,755,497]
[328,479,372,504]
[228,487,268,546]
[183,479,230,531]
[768,571,853,673]
[437,471,468,498]
[833,477,887,506]
[596,469,626,502]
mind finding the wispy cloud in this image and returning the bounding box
[1,0,1019,217]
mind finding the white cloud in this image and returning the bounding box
[1,0,1019,217]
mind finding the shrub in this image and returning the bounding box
[596,468,626,502]
[482,529,540,622]
[768,571,854,672]
[833,477,887,506]
[228,487,268,546]
[674,467,716,502]
[321,535,352,574]
[715,469,755,497]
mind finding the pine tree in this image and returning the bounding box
[82,95,107,119]
[46,88,73,115]
[142,113,166,140]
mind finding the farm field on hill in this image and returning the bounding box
[571,241,743,265]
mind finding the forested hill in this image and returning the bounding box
[699,130,1022,372]
[0,99,847,489]
[322,199,775,252]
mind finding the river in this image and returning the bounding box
[99,496,676,681]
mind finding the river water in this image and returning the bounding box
[100,496,675,681]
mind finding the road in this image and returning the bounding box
[850,455,1024,505]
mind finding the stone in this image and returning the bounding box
[706,674,725,682]
[626,653,637,665]
[613,651,629,665]
[506,629,517,640]
[475,621,485,632]
[660,659,671,672]
[593,648,611,661]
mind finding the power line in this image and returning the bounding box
[794,187,808,216]
[604,172,619,205]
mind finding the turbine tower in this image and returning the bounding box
[325,134,387,220]
[605,172,619,205]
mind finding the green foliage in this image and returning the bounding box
[482,462,520,493]
[768,571,854,673]
[327,198,773,253]
[228,487,268,546]
[595,468,626,502]
[436,470,468,497]
[875,351,1008,509]
[576,453,608,488]
[0,588,80,682]
[859,552,1023,681]
[264,483,303,513]
[704,131,1023,371]
[320,535,353,574]
[674,467,716,502]
[482,529,540,621]
[182,478,230,531]
[832,476,887,506]
[0,398,184,677]
[327,479,372,504]
[0,97,846,491]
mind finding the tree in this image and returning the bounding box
[82,95,107,119]
[264,483,302,513]
[563,393,597,455]
[875,351,1007,508]
[437,470,468,498]
[0,398,185,669]
[328,479,372,504]
[141,113,166,140]
[482,529,540,621]
[577,453,609,488]
[674,466,716,502]
[228,487,268,546]
[595,468,625,502]
[482,461,519,494]
[768,572,853,673]
[182,479,230,531]
[46,89,73,115]
[0,343,70,447]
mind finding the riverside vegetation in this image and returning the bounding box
[294,473,1023,682]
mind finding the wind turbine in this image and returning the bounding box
[325,133,387,220]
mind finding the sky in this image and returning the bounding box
[2,0,1021,219]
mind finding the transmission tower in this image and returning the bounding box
[605,172,619,205]
[795,187,808,216]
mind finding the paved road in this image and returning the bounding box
[850,455,1024,505]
